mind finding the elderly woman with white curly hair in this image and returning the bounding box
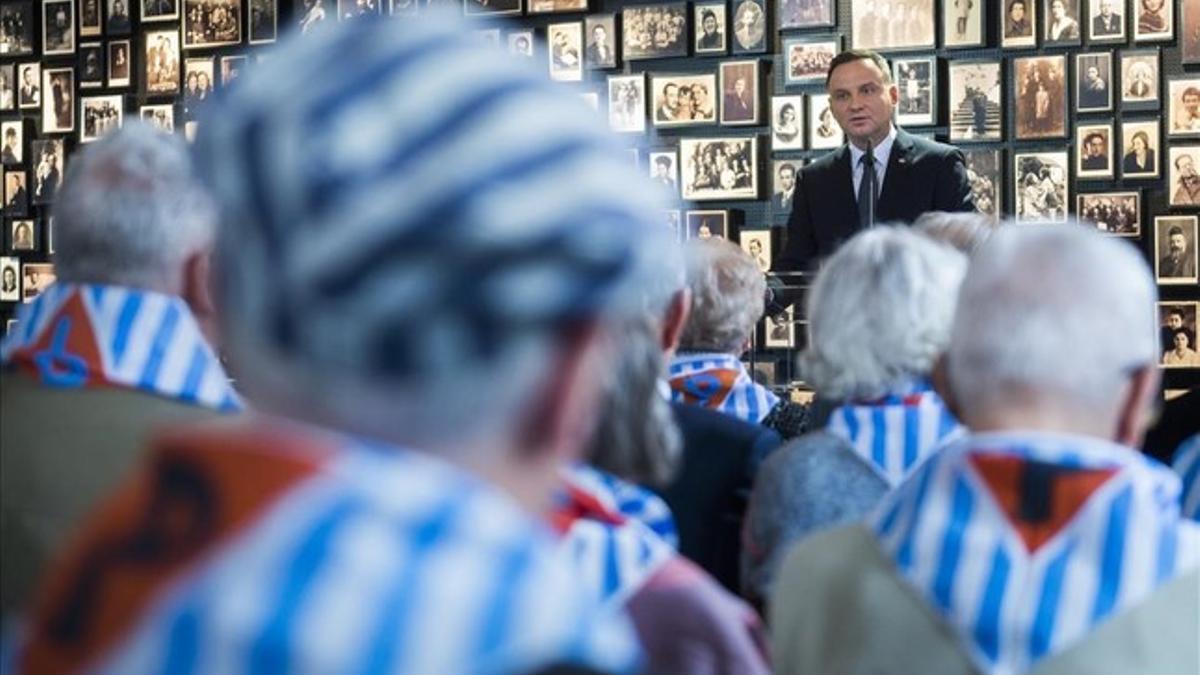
[668,237,809,439]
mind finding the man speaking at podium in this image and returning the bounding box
[775,50,974,272]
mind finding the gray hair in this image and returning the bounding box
[913,211,998,255]
[946,223,1158,416]
[52,121,217,290]
[679,238,766,354]
[800,226,968,400]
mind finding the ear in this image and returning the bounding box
[1113,365,1160,448]
[179,249,219,347]
[888,83,900,106]
[930,354,964,423]
[660,289,691,357]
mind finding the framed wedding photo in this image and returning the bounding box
[1075,53,1112,113]
[694,2,728,54]
[622,4,688,60]
[1013,151,1069,222]
[1000,0,1036,48]
[1013,55,1067,140]
[680,137,758,201]
[1168,79,1200,138]
[783,36,838,86]
[893,56,936,127]
[1075,122,1113,179]
[948,60,1002,142]
[1168,146,1200,208]
[651,73,717,127]
[851,0,935,51]
[942,0,984,47]
[1120,49,1159,108]
[607,74,646,134]
[1086,0,1125,42]
[719,60,760,126]
[1077,191,1139,236]
[1119,119,1160,178]
[779,0,835,29]
[771,95,805,151]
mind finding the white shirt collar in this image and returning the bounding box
[849,124,898,169]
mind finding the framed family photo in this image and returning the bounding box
[1075,53,1112,113]
[771,95,805,151]
[651,73,717,127]
[893,56,936,126]
[1013,55,1066,140]
[607,74,646,133]
[680,137,758,201]
[622,4,688,60]
[1077,191,1139,236]
[1120,119,1160,178]
[719,60,760,126]
[948,60,1002,142]
[783,36,838,86]
[184,0,242,48]
[1168,79,1200,138]
[144,29,181,95]
[778,0,835,29]
[1013,151,1069,222]
[1120,50,1159,108]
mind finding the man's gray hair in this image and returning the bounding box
[913,211,998,255]
[946,223,1158,414]
[52,121,217,290]
[679,238,766,353]
[800,226,968,400]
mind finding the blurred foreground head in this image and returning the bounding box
[192,11,675,457]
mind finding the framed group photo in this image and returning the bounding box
[851,0,935,51]
[1077,191,1139,236]
[80,95,124,143]
[679,137,758,201]
[893,56,936,126]
[622,4,688,60]
[1013,55,1066,140]
[783,37,838,86]
[651,73,717,126]
[0,2,35,56]
[144,29,181,95]
[948,60,1002,142]
[1013,151,1069,222]
[778,0,835,29]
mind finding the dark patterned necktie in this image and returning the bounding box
[858,147,876,229]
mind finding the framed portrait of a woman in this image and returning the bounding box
[771,95,805,151]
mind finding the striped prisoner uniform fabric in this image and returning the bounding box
[17,423,640,674]
[668,352,780,425]
[872,431,1200,674]
[824,383,961,486]
[568,464,678,548]
[0,283,241,412]
[1173,434,1200,521]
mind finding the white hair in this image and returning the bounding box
[946,223,1158,415]
[801,226,968,400]
[913,211,999,255]
[52,121,216,290]
[679,238,766,353]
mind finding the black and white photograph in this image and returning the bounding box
[41,67,75,133]
[80,0,102,35]
[80,43,105,89]
[1120,119,1159,178]
[649,150,678,193]
[42,0,75,54]
[0,64,12,111]
[771,95,805,150]
[145,29,181,95]
[1158,302,1200,368]
[764,304,795,348]
[183,57,214,120]
[1076,123,1113,179]
[220,55,246,86]
[607,74,646,133]
[680,137,758,201]
[779,0,835,28]
[17,62,40,109]
[1154,215,1199,284]
[109,41,132,88]
[740,229,772,271]
[948,60,1002,142]
[783,37,838,85]
[1120,50,1159,107]
[1168,79,1200,138]
[0,2,34,55]
[547,22,583,82]
[651,74,717,127]
[720,60,759,125]
[685,209,729,239]
[250,0,277,43]
[584,14,617,69]
[9,219,34,251]
[0,257,19,302]
[338,0,380,19]
[1077,192,1139,236]
[1169,146,1200,207]
[142,0,179,21]
[771,159,798,217]
[30,139,63,205]
[184,0,242,48]
[1086,0,1124,41]
[81,95,124,143]
[622,4,687,60]
[107,0,132,33]
[1075,53,1112,113]
[22,263,54,303]
[476,28,504,48]
[665,209,682,240]
[808,93,843,148]
[297,0,327,33]
[1133,0,1172,42]
[1013,55,1066,140]
[942,0,984,47]
[851,0,935,51]
[1001,0,1036,48]
[507,30,534,57]
[893,57,935,127]
[962,148,1002,218]
[141,104,175,132]
[5,171,27,216]
[1185,0,1200,63]
[464,0,520,16]
[694,2,727,53]
[528,0,586,14]
[1,121,22,165]
[1013,151,1069,222]
[731,0,767,53]
[1044,0,1082,45]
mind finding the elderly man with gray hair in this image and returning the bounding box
[0,122,240,617]
[771,224,1199,674]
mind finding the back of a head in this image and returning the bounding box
[679,238,765,354]
[801,226,968,400]
[946,223,1158,424]
[913,211,998,255]
[53,122,216,291]
[192,12,677,448]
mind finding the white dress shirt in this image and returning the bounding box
[850,125,898,199]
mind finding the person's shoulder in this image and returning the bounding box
[900,129,960,159]
[800,147,845,176]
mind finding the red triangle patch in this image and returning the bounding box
[12,293,106,388]
[669,368,741,409]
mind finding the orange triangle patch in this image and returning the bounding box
[13,294,106,388]
[669,368,741,409]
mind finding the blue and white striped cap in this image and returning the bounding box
[192,11,676,382]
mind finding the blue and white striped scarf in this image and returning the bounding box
[1172,435,1200,521]
[1,283,241,412]
[569,464,678,548]
[873,431,1200,674]
[668,352,779,425]
[826,383,961,486]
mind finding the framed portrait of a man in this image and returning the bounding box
[852,0,935,50]
[942,0,984,48]
[4,171,27,217]
[30,139,63,205]
[1168,79,1200,138]
[1076,123,1113,179]
[0,256,19,302]
[80,95,124,143]
[1119,49,1159,108]
[42,0,75,54]
[141,0,178,21]
[685,209,729,240]
[41,67,75,133]
[1075,53,1112,113]
[1120,119,1160,178]
[1086,0,1125,41]
[771,95,805,151]
[1013,55,1066,140]
[808,93,843,148]
[962,148,1002,218]
[893,56,936,127]
[1077,191,1139,236]
[783,36,838,86]
[622,4,688,59]
[1185,0,1200,64]
[607,75,645,134]
[547,22,583,82]
[1000,0,1037,48]
[1158,302,1200,368]
[108,41,132,88]
[184,0,242,48]
[771,159,799,219]
[651,73,717,127]
[740,229,773,271]
[779,0,834,29]
[694,2,727,54]
[80,0,101,35]
[680,137,758,201]
[249,0,279,44]
[1,121,22,165]
[16,62,40,109]
[1168,146,1200,208]
[144,29,181,95]
[584,14,617,69]
[1133,0,1173,41]
[948,60,1002,142]
[1153,215,1199,284]
[1044,0,1082,45]
[1013,151,1069,222]
[0,2,35,56]
[731,0,767,53]
[719,60,760,126]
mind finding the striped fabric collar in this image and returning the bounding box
[1172,435,1200,522]
[825,383,961,486]
[872,431,1200,674]
[568,464,678,548]
[1,283,241,412]
[668,352,779,425]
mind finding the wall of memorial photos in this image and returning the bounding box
[1,0,1197,394]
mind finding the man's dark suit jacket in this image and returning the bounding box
[1092,13,1121,34]
[776,127,974,272]
[657,402,782,595]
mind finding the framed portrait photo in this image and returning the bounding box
[249,0,279,44]
[108,41,132,88]
[42,0,75,55]
[731,0,767,54]
[1000,0,1037,48]
[948,60,1002,143]
[1,121,22,165]
[782,36,838,86]
[29,139,64,205]
[680,137,758,201]
[665,209,682,241]
[296,0,328,33]
[1077,191,1139,236]
[651,73,717,127]
[962,148,1002,218]
[1168,146,1200,208]
[79,42,105,89]
[622,3,687,59]
[1133,0,1173,42]
[41,67,75,133]
[685,209,729,239]
[740,229,773,272]
[80,95,123,143]
[141,0,178,21]
[584,14,618,69]
[0,2,35,56]
[106,0,132,33]
[5,171,28,217]
[852,0,935,50]
[771,159,800,219]
[464,0,520,16]
[893,56,936,126]
[0,64,12,111]
[1043,0,1083,46]
[1086,0,1125,41]
[547,22,583,82]
[694,3,727,54]
[1185,0,1200,64]
[764,304,796,349]
[184,0,242,48]
[21,263,54,303]
[719,60,760,126]
[649,149,679,195]
[140,103,176,132]
[1119,119,1160,178]
[607,74,645,134]
[220,55,247,87]
[10,220,35,251]
[0,257,19,303]
[507,30,535,57]
[771,95,805,151]
[80,0,101,35]
[1075,123,1113,179]
[1013,55,1067,140]
[183,57,214,120]
[808,93,844,148]
[528,0,585,14]
[1157,302,1200,368]
[144,29,182,96]
[1153,215,1199,284]
[1120,49,1159,108]
[16,62,40,109]
[942,0,984,47]
[1075,53,1112,113]
[1013,151,1069,222]
[1168,79,1200,138]
[779,0,835,29]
